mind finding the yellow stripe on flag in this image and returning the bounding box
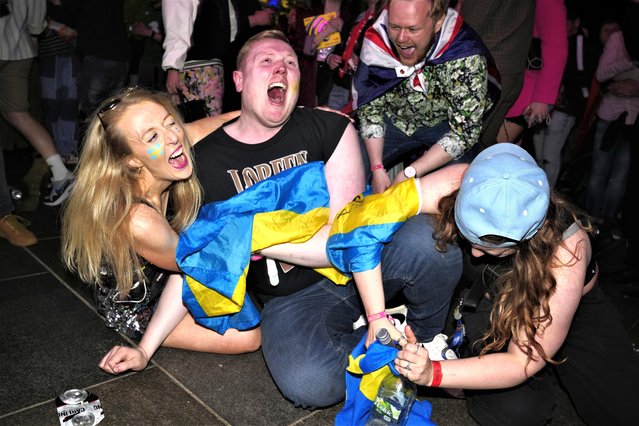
[186,267,249,316]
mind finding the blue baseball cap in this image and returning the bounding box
[455,143,550,247]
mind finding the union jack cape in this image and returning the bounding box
[348,7,501,113]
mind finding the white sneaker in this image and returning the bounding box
[386,304,407,334]
[352,314,367,330]
[421,333,458,360]
[351,304,408,332]
[43,172,75,206]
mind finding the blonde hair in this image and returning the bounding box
[61,87,202,295]
[388,0,449,22]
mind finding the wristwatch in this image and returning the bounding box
[404,166,417,178]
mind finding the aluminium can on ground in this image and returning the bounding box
[55,388,105,426]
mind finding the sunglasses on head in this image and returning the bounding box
[97,98,121,129]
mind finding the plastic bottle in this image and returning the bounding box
[365,328,417,425]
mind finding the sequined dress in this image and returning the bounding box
[94,259,169,341]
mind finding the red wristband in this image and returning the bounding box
[367,311,388,322]
[370,164,385,172]
[430,361,443,387]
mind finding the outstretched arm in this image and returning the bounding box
[99,274,188,374]
[395,229,589,389]
[331,163,468,345]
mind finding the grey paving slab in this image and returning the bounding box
[0,274,126,416]
[25,236,95,304]
[152,348,315,425]
[0,368,225,426]
[0,241,47,280]
[295,405,342,425]
[28,202,64,239]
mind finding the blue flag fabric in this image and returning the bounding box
[177,162,346,333]
[335,334,436,425]
[327,178,421,275]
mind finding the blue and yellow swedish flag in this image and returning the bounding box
[327,178,422,275]
[335,334,435,425]
[176,161,348,333]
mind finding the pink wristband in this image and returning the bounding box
[370,164,385,172]
[367,311,388,322]
[430,361,443,387]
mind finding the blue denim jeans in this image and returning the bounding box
[327,84,350,111]
[39,53,80,156]
[586,119,631,222]
[532,110,575,188]
[78,55,129,118]
[383,118,481,167]
[260,214,462,408]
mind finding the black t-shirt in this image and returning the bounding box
[194,107,349,298]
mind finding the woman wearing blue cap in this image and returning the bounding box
[389,143,639,425]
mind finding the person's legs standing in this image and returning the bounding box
[0,58,73,206]
[599,137,631,223]
[0,64,37,245]
[586,119,613,221]
[460,0,536,148]
[39,52,80,158]
[78,55,129,120]
[533,110,575,188]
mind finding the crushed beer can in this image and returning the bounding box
[55,388,105,425]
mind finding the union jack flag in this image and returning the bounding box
[347,7,501,113]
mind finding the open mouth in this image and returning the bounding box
[168,146,188,169]
[397,45,416,58]
[267,82,287,104]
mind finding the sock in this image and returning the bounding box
[46,154,70,181]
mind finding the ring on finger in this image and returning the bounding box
[413,344,420,354]
[405,361,412,371]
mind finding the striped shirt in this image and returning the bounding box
[0,0,47,60]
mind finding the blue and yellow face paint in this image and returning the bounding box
[147,143,164,160]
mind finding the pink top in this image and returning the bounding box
[596,30,639,124]
[506,0,568,118]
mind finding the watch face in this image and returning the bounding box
[404,166,416,178]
